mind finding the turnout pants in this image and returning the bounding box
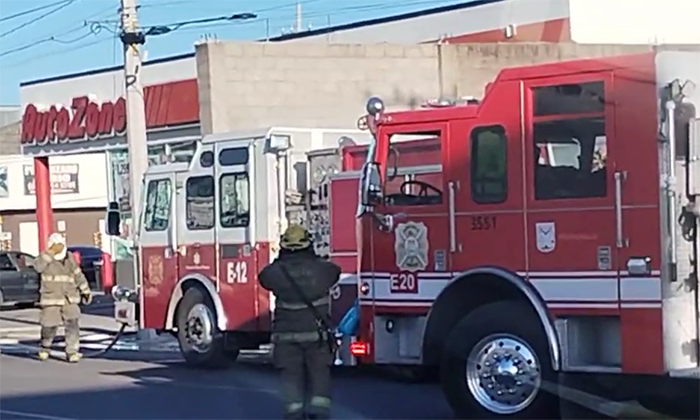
[40,304,81,355]
[274,341,333,420]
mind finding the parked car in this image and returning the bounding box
[0,251,40,307]
[67,245,103,291]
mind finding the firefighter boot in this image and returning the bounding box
[38,326,57,361]
[66,352,82,363]
[64,318,81,363]
[37,348,49,361]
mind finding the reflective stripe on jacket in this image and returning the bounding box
[272,330,329,343]
[34,252,90,306]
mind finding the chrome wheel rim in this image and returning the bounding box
[466,334,541,415]
[184,303,214,353]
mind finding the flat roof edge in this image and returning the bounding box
[20,52,195,88]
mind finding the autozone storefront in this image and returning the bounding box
[19,53,201,257]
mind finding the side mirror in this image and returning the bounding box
[689,117,700,197]
[106,202,121,236]
[359,162,382,207]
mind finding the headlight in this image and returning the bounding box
[313,166,327,183]
[111,285,135,301]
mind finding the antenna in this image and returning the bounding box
[294,2,302,32]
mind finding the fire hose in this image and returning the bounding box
[80,283,135,358]
[80,323,128,358]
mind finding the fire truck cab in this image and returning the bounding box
[107,127,370,367]
[346,51,700,418]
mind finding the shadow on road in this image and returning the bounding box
[0,352,452,420]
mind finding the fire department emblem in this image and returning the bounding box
[147,255,164,286]
[535,221,556,253]
[394,222,429,272]
[193,251,201,266]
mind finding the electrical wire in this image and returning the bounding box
[1,0,458,73]
[0,22,112,58]
[133,0,457,38]
[0,0,72,23]
[163,0,460,37]
[0,0,78,39]
[138,0,324,13]
[2,36,115,70]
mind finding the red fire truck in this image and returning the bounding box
[327,50,700,418]
[106,127,369,366]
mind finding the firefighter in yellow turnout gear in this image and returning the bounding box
[259,224,341,420]
[35,233,92,362]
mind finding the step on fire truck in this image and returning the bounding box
[327,50,700,419]
[106,127,370,367]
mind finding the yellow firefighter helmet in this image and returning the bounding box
[280,224,311,251]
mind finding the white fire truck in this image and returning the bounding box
[107,127,369,366]
[325,50,700,418]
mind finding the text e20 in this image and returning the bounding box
[390,273,418,294]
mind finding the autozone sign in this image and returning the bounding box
[21,96,127,145]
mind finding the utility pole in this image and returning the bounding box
[120,0,148,226]
[119,0,152,341]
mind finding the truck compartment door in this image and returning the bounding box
[448,80,524,275]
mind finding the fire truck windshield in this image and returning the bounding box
[383,132,443,206]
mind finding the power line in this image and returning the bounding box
[0,0,77,39]
[172,0,460,36]
[1,22,111,58]
[2,37,117,69]
[137,0,323,13]
[0,0,71,23]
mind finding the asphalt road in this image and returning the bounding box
[0,350,453,420]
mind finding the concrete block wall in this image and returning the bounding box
[195,42,651,135]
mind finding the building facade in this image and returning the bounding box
[17,54,200,258]
[0,153,107,254]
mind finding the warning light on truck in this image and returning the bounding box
[349,341,369,356]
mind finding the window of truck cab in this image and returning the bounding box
[185,175,215,231]
[218,146,251,228]
[470,125,507,204]
[531,81,608,200]
[143,178,172,231]
[382,130,443,207]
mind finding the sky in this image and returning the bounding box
[0,0,463,105]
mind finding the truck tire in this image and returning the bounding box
[440,301,558,419]
[176,287,230,369]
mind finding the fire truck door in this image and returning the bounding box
[214,139,259,331]
[139,172,179,329]
[176,170,216,286]
[524,76,619,305]
[447,102,525,272]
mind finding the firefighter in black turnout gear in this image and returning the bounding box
[259,224,341,420]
